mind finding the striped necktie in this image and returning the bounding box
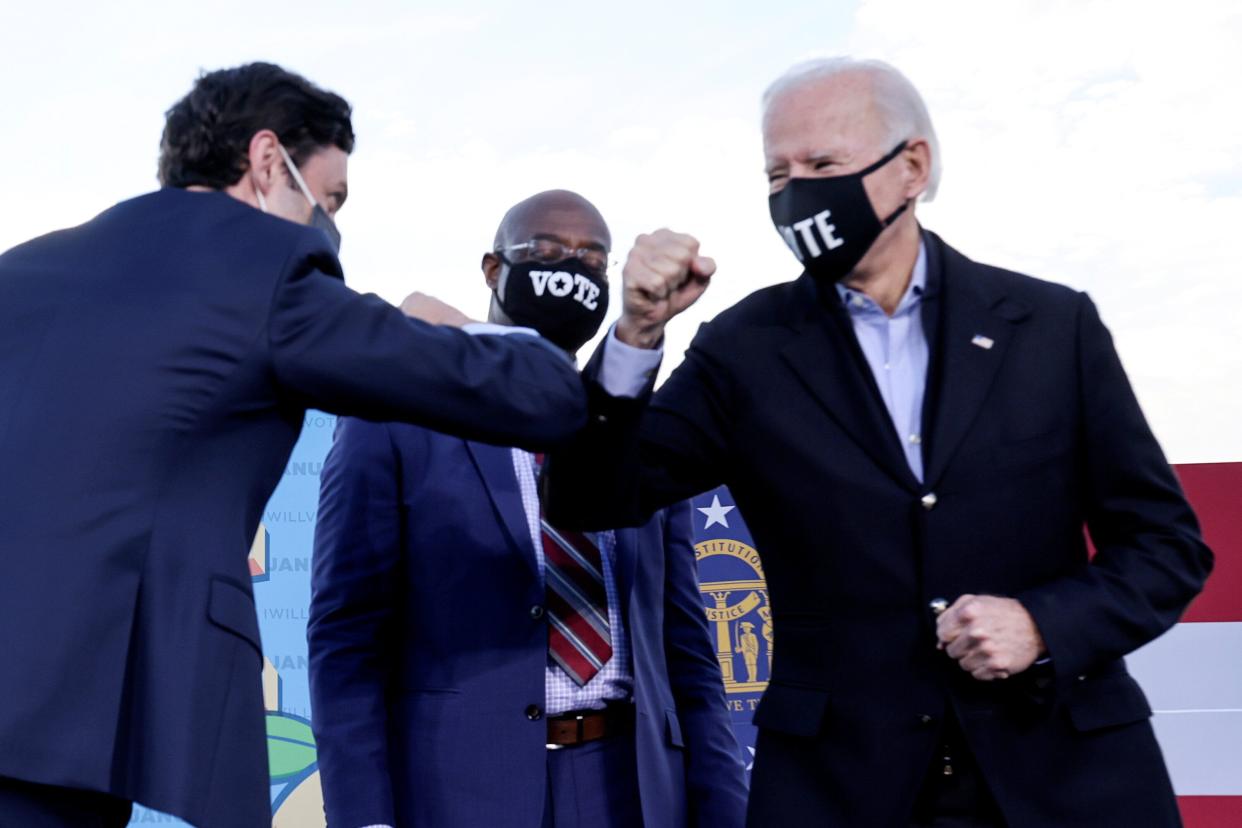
[534,454,613,686]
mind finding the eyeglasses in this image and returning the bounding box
[498,239,612,277]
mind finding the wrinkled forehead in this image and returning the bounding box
[762,72,889,162]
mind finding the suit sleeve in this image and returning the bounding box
[1016,293,1213,680]
[268,234,586,451]
[661,501,749,828]
[308,417,404,828]
[545,323,735,529]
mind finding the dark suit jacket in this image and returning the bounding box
[0,189,586,828]
[308,419,748,828]
[545,230,1212,828]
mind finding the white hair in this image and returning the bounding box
[762,57,941,201]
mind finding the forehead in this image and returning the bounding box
[762,72,888,160]
[511,203,610,249]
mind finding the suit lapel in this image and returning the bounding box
[463,441,540,578]
[613,526,639,627]
[921,236,1030,489]
[779,277,920,492]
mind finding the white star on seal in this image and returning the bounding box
[697,494,735,529]
[746,745,756,771]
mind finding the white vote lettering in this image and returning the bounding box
[580,280,601,311]
[573,273,591,303]
[813,210,845,250]
[548,271,574,297]
[793,217,823,258]
[531,270,599,308]
[529,270,553,296]
[573,274,602,310]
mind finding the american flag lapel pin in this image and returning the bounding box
[971,334,995,350]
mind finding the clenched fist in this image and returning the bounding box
[400,291,473,328]
[936,594,1046,681]
[615,229,716,349]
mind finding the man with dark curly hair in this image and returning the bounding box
[0,62,587,828]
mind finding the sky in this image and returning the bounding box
[2,0,1239,464]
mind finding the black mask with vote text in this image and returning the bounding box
[768,141,910,283]
[496,256,610,353]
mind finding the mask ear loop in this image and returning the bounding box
[859,141,914,228]
[859,140,909,176]
[254,174,269,213]
[276,144,320,208]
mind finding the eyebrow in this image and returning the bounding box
[805,152,842,165]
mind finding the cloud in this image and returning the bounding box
[842,0,1242,462]
[2,1,1234,461]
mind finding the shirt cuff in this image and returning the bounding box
[461,321,540,338]
[598,323,663,398]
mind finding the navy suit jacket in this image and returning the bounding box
[546,231,1213,828]
[308,418,748,828]
[0,189,586,828]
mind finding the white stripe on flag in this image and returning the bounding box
[1129,622,1242,709]
[1152,711,1242,795]
[1129,622,1242,795]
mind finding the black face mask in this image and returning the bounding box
[274,143,343,253]
[768,141,910,283]
[495,256,610,353]
[309,204,342,253]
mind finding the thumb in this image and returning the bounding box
[690,255,717,279]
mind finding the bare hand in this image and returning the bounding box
[936,594,1046,681]
[400,292,473,328]
[615,229,716,349]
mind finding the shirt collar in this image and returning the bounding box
[836,239,928,316]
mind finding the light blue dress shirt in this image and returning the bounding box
[835,241,930,481]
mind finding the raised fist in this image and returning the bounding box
[615,229,716,349]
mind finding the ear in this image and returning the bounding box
[481,252,503,290]
[247,129,283,199]
[902,138,932,201]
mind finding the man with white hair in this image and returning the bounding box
[541,57,1212,826]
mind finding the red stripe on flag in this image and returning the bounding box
[1178,796,1242,827]
[1175,463,1242,623]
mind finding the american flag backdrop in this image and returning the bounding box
[688,462,1242,828]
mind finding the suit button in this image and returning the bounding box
[530,605,545,620]
[921,492,938,511]
[525,704,543,721]
[919,714,934,726]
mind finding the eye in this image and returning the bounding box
[531,240,563,262]
[813,159,835,171]
[581,251,609,274]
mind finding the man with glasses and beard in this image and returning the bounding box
[308,190,747,828]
